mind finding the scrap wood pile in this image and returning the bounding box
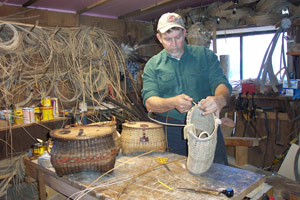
[0,21,145,121]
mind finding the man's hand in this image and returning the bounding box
[145,94,193,113]
[198,95,226,117]
[174,94,193,113]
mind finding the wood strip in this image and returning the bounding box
[22,0,39,7]
[118,0,184,19]
[224,137,259,146]
[77,0,113,15]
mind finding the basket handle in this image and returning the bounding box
[198,131,209,138]
[183,124,195,139]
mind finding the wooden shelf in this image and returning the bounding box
[287,51,300,56]
[0,117,69,132]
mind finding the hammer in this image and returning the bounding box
[177,187,234,198]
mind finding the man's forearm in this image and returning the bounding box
[214,84,230,108]
[145,96,176,113]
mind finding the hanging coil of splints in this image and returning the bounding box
[0,21,139,120]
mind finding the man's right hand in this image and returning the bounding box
[174,94,193,113]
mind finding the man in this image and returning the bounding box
[141,12,232,165]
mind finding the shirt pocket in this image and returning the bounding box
[157,73,178,94]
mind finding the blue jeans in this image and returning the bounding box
[156,117,228,165]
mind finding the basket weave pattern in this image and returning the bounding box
[121,122,166,155]
[184,106,219,174]
[50,126,117,176]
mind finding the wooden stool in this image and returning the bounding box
[225,137,259,166]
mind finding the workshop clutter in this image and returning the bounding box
[120,121,166,155]
[49,124,118,176]
[184,105,220,174]
[0,97,59,127]
[281,79,300,98]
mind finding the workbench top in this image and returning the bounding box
[25,152,265,200]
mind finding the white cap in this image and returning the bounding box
[157,12,185,33]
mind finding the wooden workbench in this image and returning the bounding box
[25,152,266,200]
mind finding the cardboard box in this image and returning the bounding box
[283,79,300,89]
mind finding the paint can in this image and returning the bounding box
[41,106,54,121]
[33,143,45,157]
[79,102,87,113]
[34,107,41,122]
[1,110,14,124]
[41,96,51,107]
[14,108,23,125]
[23,107,35,124]
[51,98,59,117]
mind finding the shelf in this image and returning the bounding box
[287,51,300,56]
[0,117,69,132]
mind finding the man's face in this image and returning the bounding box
[157,29,186,59]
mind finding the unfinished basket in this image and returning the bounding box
[50,125,118,176]
[121,121,166,155]
[184,105,220,175]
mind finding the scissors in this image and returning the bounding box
[156,157,171,171]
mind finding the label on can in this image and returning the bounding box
[23,107,35,124]
[41,106,54,121]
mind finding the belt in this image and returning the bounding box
[154,114,184,123]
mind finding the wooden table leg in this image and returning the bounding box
[236,146,248,166]
[38,171,47,200]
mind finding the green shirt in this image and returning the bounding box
[142,44,232,121]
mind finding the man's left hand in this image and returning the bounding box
[197,95,226,118]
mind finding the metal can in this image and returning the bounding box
[14,108,23,125]
[34,107,41,122]
[23,107,35,124]
[41,96,51,107]
[41,106,54,121]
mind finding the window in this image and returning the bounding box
[211,30,287,81]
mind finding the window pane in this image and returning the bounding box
[213,37,240,81]
[243,33,286,80]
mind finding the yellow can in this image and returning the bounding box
[41,96,51,107]
[41,106,54,121]
[34,107,41,122]
[14,108,23,125]
[33,143,45,157]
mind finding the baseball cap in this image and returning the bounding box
[157,12,185,33]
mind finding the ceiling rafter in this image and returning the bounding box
[118,0,185,20]
[22,0,39,7]
[77,0,113,15]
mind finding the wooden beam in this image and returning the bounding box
[22,0,39,7]
[118,0,184,20]
[224,137,259,147]
[77,0,112,15]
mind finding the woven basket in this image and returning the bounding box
[121,121,166,155]
[50,125,118,176]
[184,105,220,174]
[89,118,121,154]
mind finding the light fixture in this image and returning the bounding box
[216,17,220,24]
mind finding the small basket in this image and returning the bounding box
[121,121,166,155]
[184,105,220,174]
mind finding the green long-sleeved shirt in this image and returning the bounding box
[142,44,232,121]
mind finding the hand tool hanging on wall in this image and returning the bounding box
[262,107,274,168]
[275,110,284,146]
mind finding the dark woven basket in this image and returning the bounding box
[50,125,117,176]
